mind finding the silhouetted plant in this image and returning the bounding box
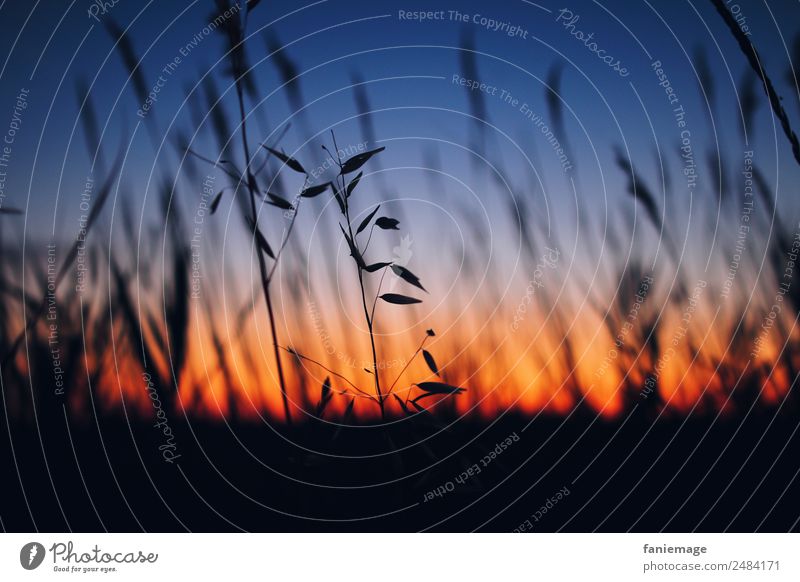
[709,0,800,165]
[185,2,330,425]
[288,133,466,421]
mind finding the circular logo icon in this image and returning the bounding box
[20,542,46,570]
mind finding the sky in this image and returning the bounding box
[1,0,798,237]
[2,0,800,417]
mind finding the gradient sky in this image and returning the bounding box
[1,0,798,237]
[2,0,800,417]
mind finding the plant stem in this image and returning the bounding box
[332,132,385,419]
[709,0,800,166]
[235,81,292,426]
[266,178,305,282]
[370,266,390,323]
[346,196,385,418]
[278,346,378,402]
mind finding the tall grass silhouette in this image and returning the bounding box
[2,1,800,427]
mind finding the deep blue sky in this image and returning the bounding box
[1,0,799,269]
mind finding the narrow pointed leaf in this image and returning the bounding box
[340,224,365,268]
[422,350,440,376]
[210,189,225,214]
[346,172,363,198]
[340,147,385,174]
[264,146,305,174]
[255,228,275,259]
[415,381,465,395]
[375,217,400,230]
[410,400,428,413]
[356,204,380,234]
[316,376,333,417]
[333,187,346,213]
[246,217,275,259]
[380,293,421,305]
[391,264,426,292]
[412,392,454,404]
[393,394,412,415]
[266,191,293,210]
[342,396,355,420]
[300,182,330,198]
[332,397,356,441]
[364,261,392,273]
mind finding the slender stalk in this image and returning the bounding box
[186,148,241,181]
[278,346,378,402]
[370,266,390,323]
[709,0,800,166]
[362,223,377,253]
[345,191,385,417]
[266,178,305,282]
[234,80,292,426]
[331,132,385,418]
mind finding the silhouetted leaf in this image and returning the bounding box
[300,182,330,198]
[332,186,346,214]
[316,376,333,417]
[411,392,451,405]
[426,328,436,337]
[103,20,149,109]
[364,262,392,273]
[76,77,100,157]
[342,396,355,419]
[340,147,385,174]
[356,204,380,234]
[410,400,428,413]
[380,293,421,305]
[340,224,365,268]
[346,172,363,198]
[392,264,426,292]
[415,381,465,395]
[332,397,356,441]
[422,350,440,376]
[266,191,293,210]
[210,189,225,214]
[375,217,399,230]
[264,146,305,174]
[246,216,275,259]
[255,229,275,259]
[393,394,412,415]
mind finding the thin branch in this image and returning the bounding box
[386,333,432,399]
[266,177,307,282]
[709,0,800,165]
[233,61,293,425]
[279,346,376,400]
[335,132,386,416]
[186,147,241,181]
[252,123,292,176]
[370,265,390,323]
[362,222,378,253]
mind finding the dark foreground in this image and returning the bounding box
[1,403,798,532]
